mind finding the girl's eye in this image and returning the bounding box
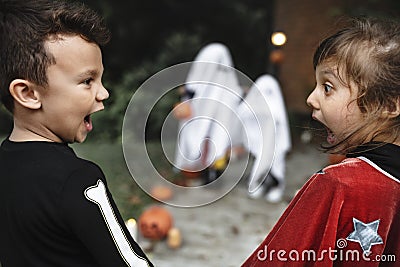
[83,78,93,85]
[323,83,333,93]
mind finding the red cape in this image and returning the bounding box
[242,158,400,266]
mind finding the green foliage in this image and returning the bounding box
[82,0,273,84]
[90,31,201,141]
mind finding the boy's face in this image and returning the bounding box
[40,34,109,143]
[306,61,362,145]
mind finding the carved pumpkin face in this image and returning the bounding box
[138,206,173,240]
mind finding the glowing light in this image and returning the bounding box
[271,32,287,46]
[125,218,138,240]
[127,218,137,226]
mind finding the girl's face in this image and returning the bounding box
[307,61,363,145]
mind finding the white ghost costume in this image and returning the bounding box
[174,43,243,173]
[237,74,291,197]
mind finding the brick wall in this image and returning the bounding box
[273,0,342,113]
[273,0,400,114]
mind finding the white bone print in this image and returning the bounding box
[85,180,149,267]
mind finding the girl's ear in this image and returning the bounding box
[382,97,400,118]
[391,98,400,118]
[9,79,42,110]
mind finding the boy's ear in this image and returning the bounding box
[9,79,42,110]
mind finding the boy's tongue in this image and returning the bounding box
[84,115,93,132]
[327,128,336,145]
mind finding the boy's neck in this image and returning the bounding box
[9,123,58,143]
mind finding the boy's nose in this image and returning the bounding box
[97,84,109,101]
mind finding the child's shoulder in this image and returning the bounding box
[1,139,104,182]
[42,143,105,180]
[37,142,107,190]
[323,157,366,174]
[316,157,399,189]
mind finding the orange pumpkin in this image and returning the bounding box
[172,102,192,120]
[138,206,173,240]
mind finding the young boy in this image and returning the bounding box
[0,1,153,266]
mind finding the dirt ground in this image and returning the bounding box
[138,143,329,267]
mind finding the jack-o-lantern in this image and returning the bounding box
[138,206,173,240]
[172,102,192,120]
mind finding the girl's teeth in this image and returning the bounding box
[327,128,336,144]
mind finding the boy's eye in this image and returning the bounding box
[323,84,333,93]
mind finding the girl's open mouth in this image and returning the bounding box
[84,114,93,132]
[326,127,336,145]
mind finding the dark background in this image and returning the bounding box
[1,0,399,141]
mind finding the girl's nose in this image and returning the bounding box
[306,88,319,109]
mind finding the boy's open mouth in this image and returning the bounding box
[84,114,93,132]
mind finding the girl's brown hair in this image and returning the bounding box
[313,17,400,154]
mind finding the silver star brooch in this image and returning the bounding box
[346,217,383,254]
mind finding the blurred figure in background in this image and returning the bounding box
[173,43,243,184]
[237,75,291,203]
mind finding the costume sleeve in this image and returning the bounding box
[61,162,153,267]
[242,171,345,267]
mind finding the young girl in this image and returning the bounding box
[242,17,400,266]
